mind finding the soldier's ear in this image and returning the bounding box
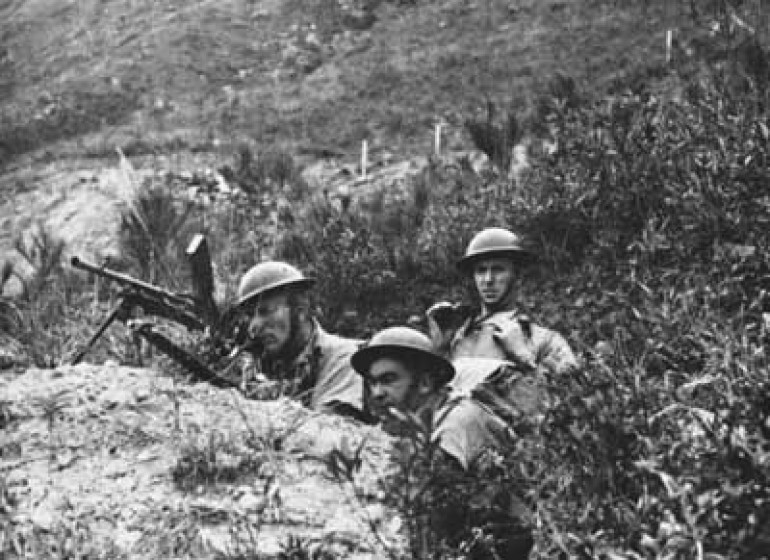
[416,373,434,396]
[288,290,312,315]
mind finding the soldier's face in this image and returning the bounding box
[473,257,515,308]
[246,292,293,357]
[367,357,422,415]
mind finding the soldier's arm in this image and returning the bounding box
[531,325,579,376]
[427,301,476,358]
[492,318,579,376]
[313,346,368,417]
[433,398,511,471]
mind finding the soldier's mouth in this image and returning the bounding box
[260,335,278,346]
[369,402,394,418]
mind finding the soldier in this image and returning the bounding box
[236,260,368,421]
[351,326,534,559]
[351,326,507,466]
[427,227,578,378]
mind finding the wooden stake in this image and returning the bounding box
[666,29,672,64]
[435,123,442,155]
[361,140,368,180]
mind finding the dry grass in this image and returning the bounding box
[0,0,719,168]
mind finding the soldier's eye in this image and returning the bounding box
[256,304,278,316]
[241,302,257,316]
[370,373,396,386]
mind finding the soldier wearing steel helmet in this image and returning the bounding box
[351,326,510,467]
[236,260,368,421]
[427,227,578,378]
[351,326,534,559]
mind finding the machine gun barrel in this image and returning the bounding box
[71,256,191,307]
[69,240,242,392]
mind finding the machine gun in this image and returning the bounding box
[69,234,243,389]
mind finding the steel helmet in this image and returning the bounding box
[236,261,315,308]
[351,326,455,386]
[457,227,534,273]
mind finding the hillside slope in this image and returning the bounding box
[0,0,691,289]
[0,0,682,167]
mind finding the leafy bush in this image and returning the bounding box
[228,144,310,200]
[311,38,770,559]
[274,195,399,334]
[519,72,769,272]
[1,520,128,560]
[1,226,94,367]
[272,162,484,334]
[172,429,266,492]
[465,99,526,171]
[118,179,203,289]
[0,86,140,168]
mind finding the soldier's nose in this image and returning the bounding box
[369,384,385,401]
[248,316,265,337]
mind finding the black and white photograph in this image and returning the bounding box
[1,0,768,558]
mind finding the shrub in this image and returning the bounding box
[12,225,66,303]
[0,520,128,559]
[2,225,95,367]
[465,99,525,172]
[274,194,398,334]
[230,144,310,201]
[360,44,770,560]
[172,428,266,492]
[272,162,487,334]
[118,178,203,289]
[0,86,140,169]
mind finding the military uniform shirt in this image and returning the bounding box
[309,325,365,413]
[432,358,519,469]
[450,310,578,376]
[432,394,510,470]
[255,321,365,415]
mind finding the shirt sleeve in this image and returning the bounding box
[432,399,508,470]
[530,324,579,375]
[312,341,365,414]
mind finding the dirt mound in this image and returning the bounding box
[1,365,403,558]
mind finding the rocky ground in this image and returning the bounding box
[1,365,403,559]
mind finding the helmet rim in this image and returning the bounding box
[237,277,316,308]
[457,227,535,273]
[351,327,455,386]
[456,247,535,273]
[236,261,315,308]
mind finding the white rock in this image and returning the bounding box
[113,528,142,550]
[323,509,363,538]
[31,503,57,531]
[238,492,267,513]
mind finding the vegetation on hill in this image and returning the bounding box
[2,0,744,167]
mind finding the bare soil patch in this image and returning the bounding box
[1,364,400,558]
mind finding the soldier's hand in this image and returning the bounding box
[426,301,459,354]
[492,318,537,369]
[244,380,283,400]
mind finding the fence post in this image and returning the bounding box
[361,140,368,180]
